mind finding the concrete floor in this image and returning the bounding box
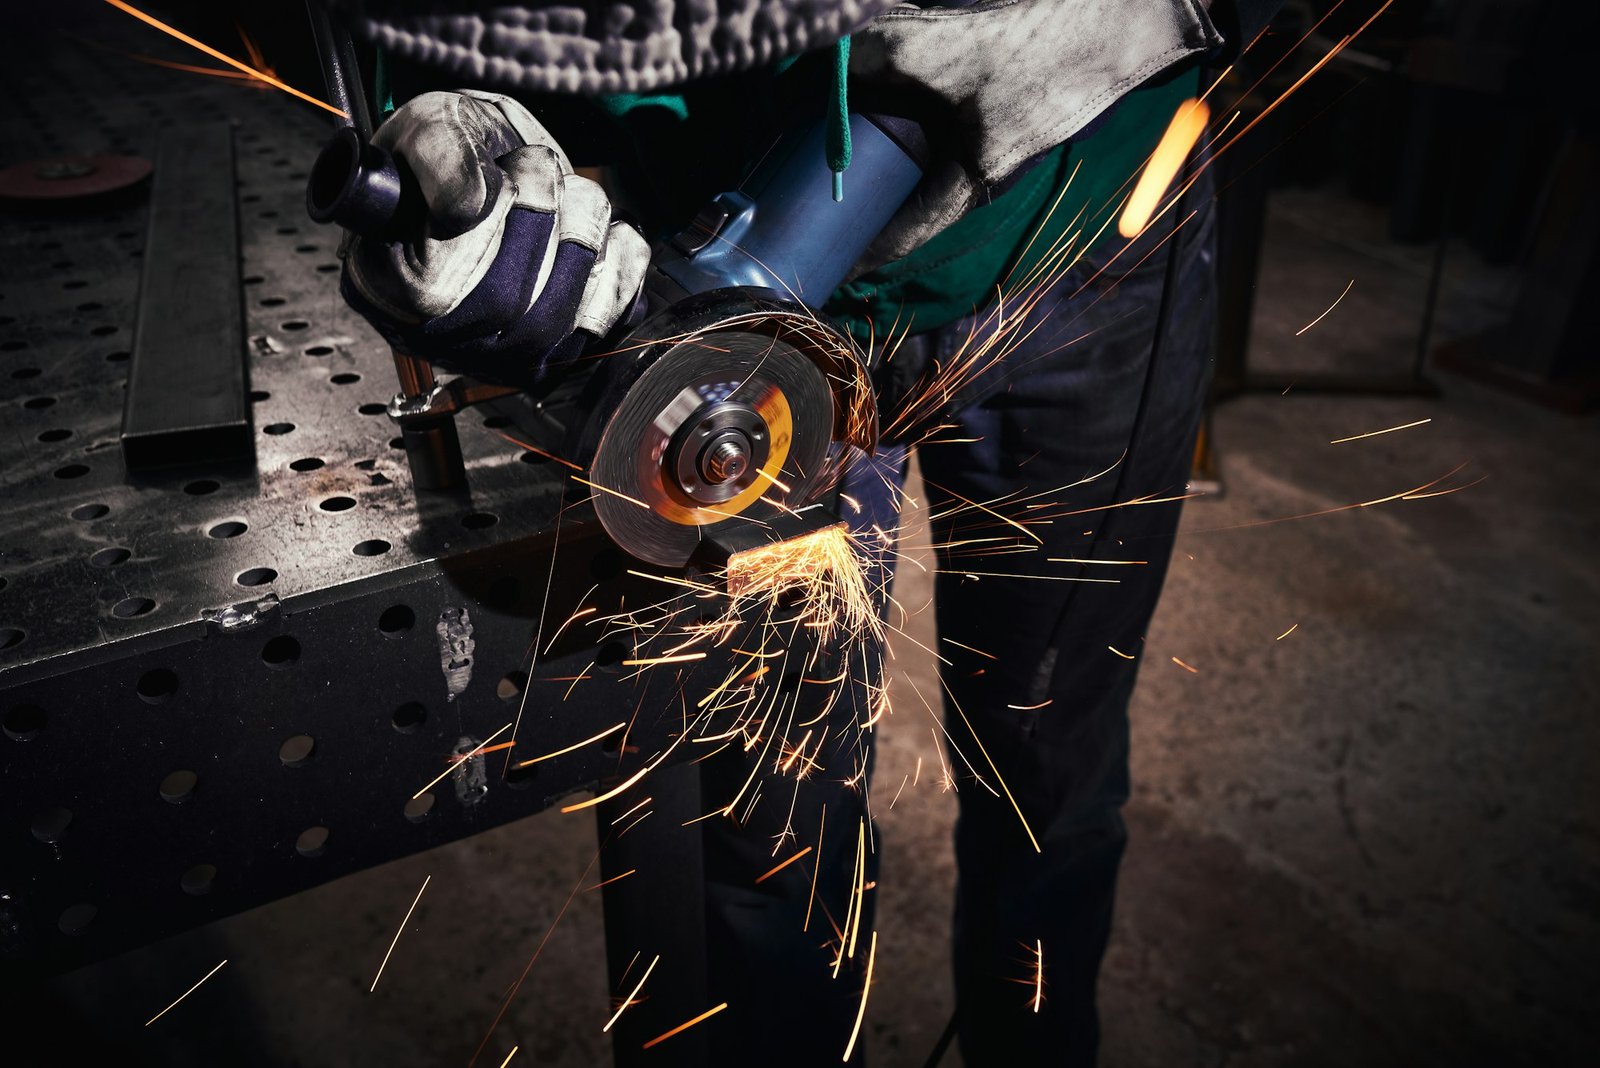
[25,129,1600,1068]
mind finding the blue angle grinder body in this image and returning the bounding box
[307,109,926,567]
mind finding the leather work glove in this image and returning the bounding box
[340,90,650,385]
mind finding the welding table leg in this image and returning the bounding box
[597,760,711,1066]
[390,349,468,492]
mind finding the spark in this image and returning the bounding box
[942,636,999,660]
[493,431,582,470]
[413,722,511,799]
[754,846,814,884]
[144,958,227,1026]
[1296,279,1355,336]
[369,875,431,993]
[888,773,911,809]
[561,765,652,813]
[725,526,881,647]
[1032,940,1045,1013]
[621,652,707,666]
[1118,97,1211,238]
[806,805,826,931]
[518,722,630,764]
[573,474,651,509]
[842,931,879,1062]
[1276,623,1299,641]
[1329,417,1432,444]
[1189,463,1479,533]
[609,797,653,825]
[641,1002,729,1049]
[449,740,514,762]
[585,870,636,892]
[498,1048,519,1068]
[1171,657,1199,674]
[956,570,1120,584]
[941,677,1040,852]
[471,841,606,1065]
[603,954,660,1032]
[102,1,343,117]
[1006,699,1053,711]
[1108,646,1136,660]
[625,569,720,594]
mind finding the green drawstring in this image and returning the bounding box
[826,35,852,202]
[373,45,395,120]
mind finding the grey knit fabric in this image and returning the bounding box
[328,1,904,93]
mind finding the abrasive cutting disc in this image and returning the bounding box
[590,329,835,567]
[0,155,152,202]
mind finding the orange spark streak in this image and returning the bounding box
[560,766,652,813]
[1329,418,1431,444]
[940,677,1040,851]
[573,474,650,509]
[449,740,514,762]
[621,652,707,667]
[1108,646,1136,660]
[1296,279,1355,335]
[603,954,660,1032]
[1032,940,1045,1013]
[414,722,511,799]
[955,570,1120,584]
[1189,463,1476,533]
[888,773,911,810]
[1276,623,1299,641]
[492,430,582,470]
[370,875,431,993]
[1006,699,1054,711]
[128,54,257,80]
[754,846,814,884]
[1171,657,1199,674]
[942,636,999,660]
[470,842,606,1065]
[1118,98,1211,238]
[609,797,653,826]
[625,568,719,593]
[805,805,827,932]
[842,931,879,1062]
[145,958,227,1026]
[102,1,344,117]
[585,869,636,892]
[641,1002,729,1049]
[497,1047,519,1068]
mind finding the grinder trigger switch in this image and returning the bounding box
[672,200,734,257]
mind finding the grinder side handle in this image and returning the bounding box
[652,112,928,309]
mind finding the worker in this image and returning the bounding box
[328,1,1280,1063]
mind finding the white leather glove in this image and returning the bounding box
[340,90,650,383]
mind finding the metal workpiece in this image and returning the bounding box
[120,121,252,471]
[0,33,824,974]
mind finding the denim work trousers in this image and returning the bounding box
[699,184,1217,1067]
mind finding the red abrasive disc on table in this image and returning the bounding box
[0,155,153,202]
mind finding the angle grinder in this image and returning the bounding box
[303,54,925,569]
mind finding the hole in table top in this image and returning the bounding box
[236,567,277,587]
[112,596,156,618]
[208,519,247,539]
[89,547,129,568]
[262,635,301,667]
[136,667,178,704]
[319,495,355,512]
[379,604,415,636]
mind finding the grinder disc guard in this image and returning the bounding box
[590,326,836,567]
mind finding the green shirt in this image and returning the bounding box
[824,69,1201,341]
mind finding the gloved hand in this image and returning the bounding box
[340,90,650,385]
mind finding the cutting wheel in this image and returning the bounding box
[590,328,835,567]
